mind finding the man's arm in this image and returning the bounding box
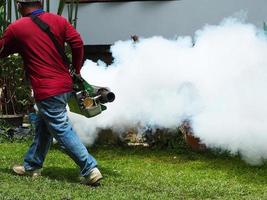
[64,21,84,74]
[0,26,18,58]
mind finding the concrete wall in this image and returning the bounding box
[50,0,267,45]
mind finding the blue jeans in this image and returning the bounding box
[23,92,97,176]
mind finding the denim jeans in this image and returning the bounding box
[23,92,97,176]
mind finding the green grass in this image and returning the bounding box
[1,142,267,200]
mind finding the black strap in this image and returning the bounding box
[30,15,75,75]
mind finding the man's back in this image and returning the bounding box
[1,12,84,101]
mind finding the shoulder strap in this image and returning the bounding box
[30,15,75,75]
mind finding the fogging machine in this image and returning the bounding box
[68,74,115,118]
[30,15,115,118]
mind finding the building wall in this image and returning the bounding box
[50,0,267,45]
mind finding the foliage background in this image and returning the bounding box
[0,1,32,115]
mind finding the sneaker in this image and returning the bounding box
[82,167,103,186]
[12,165,42,177]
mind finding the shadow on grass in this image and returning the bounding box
[0,165,120,185]
[43,167,79,183]
[0,166,13,176]
[93,145,267,185]
[0,166,80,183]
[42,165,120,183]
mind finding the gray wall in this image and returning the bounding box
[52,0,267,45]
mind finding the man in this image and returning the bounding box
[0,0,103,186]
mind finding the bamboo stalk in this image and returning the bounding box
[46,0,50,12]
[73,0,79,29]
[7,0,12,24]
[13,0,19,20]
[68,0,75,24]
[57,0,65,16]
[41,0,44,9]
[3,0,7,30]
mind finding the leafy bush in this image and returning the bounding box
[0,1,33,115]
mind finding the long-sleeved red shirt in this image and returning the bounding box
[0,12,84,101]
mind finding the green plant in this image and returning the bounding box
[0,119,12,142]
[0,55,33,115]
[0,1,33,116]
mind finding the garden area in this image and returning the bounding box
[1,141,267,200]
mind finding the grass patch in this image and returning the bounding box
[1,142,267,199]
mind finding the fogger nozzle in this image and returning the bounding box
[97,90,115,103]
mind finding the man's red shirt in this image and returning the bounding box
[0,12,84,101]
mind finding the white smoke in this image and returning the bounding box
[69,17,267,165]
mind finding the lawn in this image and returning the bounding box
[0,142,267,200]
